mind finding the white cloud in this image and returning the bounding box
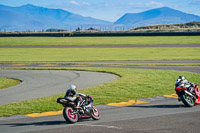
[70,1,79,6]
[70,1,90,6]
[129,1,163,8]
[128,2,143,7]
[146,1,164,7]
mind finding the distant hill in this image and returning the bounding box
[131,21,200,32]
[1,5,200,32]
[0,4,111,31]
[114,7,200,27]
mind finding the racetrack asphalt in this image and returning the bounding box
[1,62,200,73]
[1,97,200,133]
[0,69,119,105]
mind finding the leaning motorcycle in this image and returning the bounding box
[57,95,100,123]
[175,83,200,107]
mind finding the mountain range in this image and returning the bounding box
[0,4,111,31]
[0,4,200,31]
[114,7,200,27]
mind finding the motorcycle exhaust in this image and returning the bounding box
[184,90,196,99]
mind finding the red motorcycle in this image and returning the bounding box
[175,83,200,107]
[57,95,100,123]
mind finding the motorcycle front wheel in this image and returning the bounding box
[180,93,194,107]
[91,106,100,120]
[63,107,78,123]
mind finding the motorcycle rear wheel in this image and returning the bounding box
[63,107,78,123]
[91,106,100,120]
[180,93,194,107]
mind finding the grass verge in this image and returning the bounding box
[0,67,199,117]
[0,77,20,90]
[0,36,200,46]
[0,47,200,62]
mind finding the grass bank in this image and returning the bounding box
[0,77,20,90]
[0,67,199,117]
[0,47,199,62]
[0,36,200,46]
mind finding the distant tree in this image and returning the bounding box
[87,27,99,31]
[46,29,67,32]
[76,27,81,31]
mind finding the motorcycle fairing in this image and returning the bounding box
[194,86,200,104]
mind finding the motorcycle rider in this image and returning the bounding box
[175,76,194,88]
[64,85,87,111]
[175,76,195,100]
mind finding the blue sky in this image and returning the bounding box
[0,0,200,22]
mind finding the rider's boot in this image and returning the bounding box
[178,97,181,101]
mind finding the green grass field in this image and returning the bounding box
[0,67,200,117]
[0,47,199,62]
[0,36,200,46]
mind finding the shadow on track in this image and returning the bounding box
[2,120,68,127]
[2,118,94,127]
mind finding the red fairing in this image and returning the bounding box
[194,85,200,104]
[175,87,186,94]
[175,83,200,107]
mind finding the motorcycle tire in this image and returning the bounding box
[180,93,194,107]
[91,106,100,120]
[63,107,78,123]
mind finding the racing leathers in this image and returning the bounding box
[64,89,87,109]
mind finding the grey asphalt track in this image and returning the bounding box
[1,98,200,133]
[0,69,119,105]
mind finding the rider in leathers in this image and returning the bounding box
[175,76,195,100]
[175,76,192,88]
[64,85,88,111]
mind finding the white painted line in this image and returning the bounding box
[75,124,122,130]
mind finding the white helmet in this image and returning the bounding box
[175,76,185,87]
[69,85,77,92]
[179,76,185,81]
